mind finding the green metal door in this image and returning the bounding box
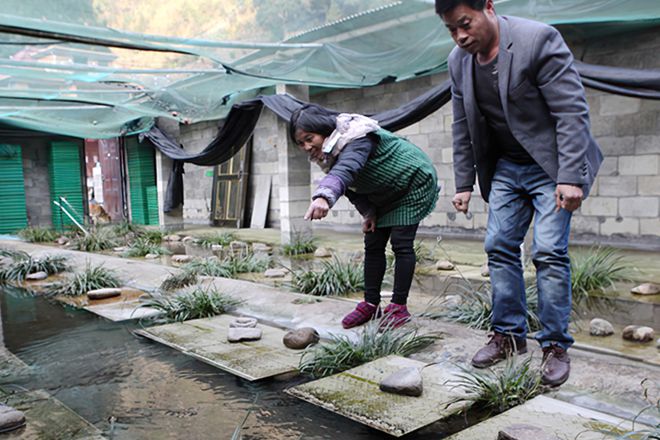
[0,144,27,233]
[126,138,158,225]
[49,141,85,231]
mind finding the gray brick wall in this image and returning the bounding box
[179,121,219,224]
[22,140,52,227]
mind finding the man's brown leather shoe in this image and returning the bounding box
[541,345,570,386]
[471,333,527,368]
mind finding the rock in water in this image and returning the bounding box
[264,268,287,278]
[227,327,262,342]
[314,247,332,258]
[0,403,25,434]
[230,317,257,328]
[435,260,455,270]
[622,325,655,342]
[631,283,659,295]
[379,367,423,397]
[87,288,122,300]
[283,327,319,349]
[589,318,614,336]
[26,271,48,281]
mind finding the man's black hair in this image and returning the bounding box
[288,103,339,143]
[435,0,487,16]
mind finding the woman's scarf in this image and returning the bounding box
[311,113,380,173]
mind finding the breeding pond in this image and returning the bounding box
[0,287,468,439]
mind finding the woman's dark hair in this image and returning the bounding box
[435,0,487,16]
[288,103,340,143]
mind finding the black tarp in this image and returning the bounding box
[144,61,660,211]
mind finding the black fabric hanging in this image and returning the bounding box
[144,61,660,210]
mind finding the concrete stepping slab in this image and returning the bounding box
[135,314,304,381]
[0,388,104,439]
[285,356,470,437]
[445,395,651,440]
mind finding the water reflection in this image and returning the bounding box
[0,287,463,439]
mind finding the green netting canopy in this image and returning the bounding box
[0,0,658,138]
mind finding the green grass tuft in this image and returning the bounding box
[290,256,364,296]
[159,270,199,292]
[140,287,242,324]
[282,232,317,256]
[71,229,117,252]
[122,237,171,257]
[448,355,543,414]
[570,246,633,303]
[46,263,120,296]
[18,227,59,243]
[0,253,69,282]
[197,232,235,248]
[299,319,439,378]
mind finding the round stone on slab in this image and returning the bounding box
[171,254,193,264]
[435,260,455,271]
[631,283,660,295]
[622,325,655,342]
[589,318,614,336]
[227,327,262,342]
[26,271,48,281]
[264,268,287,278]
[87,288,122,300]
[283,327,319,349]
[379,367,423,397]
[314,247,332,258]
[164,234,182,242]
[230,317,258,328]
[480,263,490,277]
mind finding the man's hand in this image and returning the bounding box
[362,216,376,233]
[555,184,583,212]
[304,197,330,220]
[452,191,472,213]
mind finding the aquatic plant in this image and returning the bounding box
[423,282,541,333]
[159,269,199,292]
[290,256,364,296]
[183,258,233,278]
[197,232,235,248]
[226,253,270,274]
[570,246,633,304]
[47,263,120,296]
[121,237,171,257]
[282,232,317,256]
[18,227,59,243]
[448,355,543,414]
[71,229,117,252]
[140,287,242,323]
[299,319,439,378]
[108,221,147,238]
[0,253,69,282]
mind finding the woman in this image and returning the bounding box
[289,103,439,329]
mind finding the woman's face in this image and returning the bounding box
[294,128,325,162]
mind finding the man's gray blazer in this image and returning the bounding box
[448,15,603,202]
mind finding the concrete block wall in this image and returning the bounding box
[179,120,219,224]
[21,141,52,227]
[249,109,281,227]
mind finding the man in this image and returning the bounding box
[436,0,603,386]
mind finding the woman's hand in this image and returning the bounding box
[304,197,330,220]
[362,216,376,233]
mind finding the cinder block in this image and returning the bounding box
[600,217,639,236]
[597,157,618,176]
[619,155,659,176]
[571,215,600,235]
[596,176,636,196]
[640,218,660,236]
[581,197,618,216]
[599,95,641,116]
[638,176,660,196]
[635,135,660,154]
[619,197,659,217]
[441,148,454,164]
[597,136,635,156]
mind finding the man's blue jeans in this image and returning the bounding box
[485,159,574,350]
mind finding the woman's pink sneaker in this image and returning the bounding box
[342,301,380,329]
[379,303,411,330]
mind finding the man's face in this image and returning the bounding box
[441,1,497,55]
